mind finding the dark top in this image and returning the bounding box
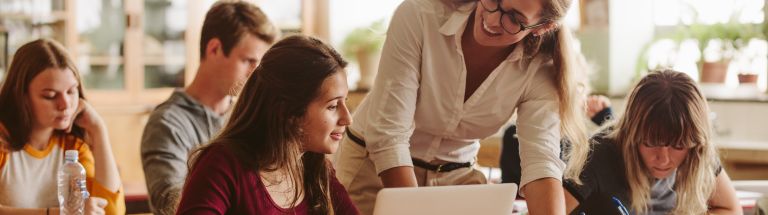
[500,107,614,184]
[176,144,359,215]
[563,135,722,215]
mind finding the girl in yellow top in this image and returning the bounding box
[0,39,125,215]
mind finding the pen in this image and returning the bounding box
[611,196,630,215]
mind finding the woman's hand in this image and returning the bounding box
[71,99,106,132]
[84,197,107,215]
[586,95,611,119]
[67,99,108,147]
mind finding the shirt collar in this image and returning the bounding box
[438,2,524,62]
[438,2,474,37]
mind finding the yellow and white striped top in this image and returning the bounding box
[0,126,125,214]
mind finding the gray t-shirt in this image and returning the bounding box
[140,90,226,215]
[563,136,721,215]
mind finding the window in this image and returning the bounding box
[647,0,766,95]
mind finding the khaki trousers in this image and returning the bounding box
[333,134,487,215]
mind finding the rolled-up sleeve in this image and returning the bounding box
[363,0,424,175]
[516,63,565,195]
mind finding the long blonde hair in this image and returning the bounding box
[441,0,590,184]
[608,69,716,214]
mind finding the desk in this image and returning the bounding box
[717,139,768,180]
[717,139,768,163]
[508,191,761,215]
[124,182,150,214]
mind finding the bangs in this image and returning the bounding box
[637,100,700,149]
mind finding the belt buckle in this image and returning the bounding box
[436,163,445,172]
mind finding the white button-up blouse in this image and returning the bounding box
[349,0,565,189]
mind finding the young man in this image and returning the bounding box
[140,2,278,214]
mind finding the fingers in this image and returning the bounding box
[73,99,107,134]
[77,99,86,115]
[597,95,611,106]
[585,95,612,116]
[86,197,107,215]
[66,99,86,133]
[94,197,107,208]
[584,95,603,117]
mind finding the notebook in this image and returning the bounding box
[373,183,518,215]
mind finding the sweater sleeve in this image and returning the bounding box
[141,117,192,214]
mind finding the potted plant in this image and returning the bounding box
[737,73,759,84]
[341,20,386,91]
[734,21,767,85]
[636,6,765,86]
[689,23,737,84]
[691,16,763,84]
[635,26,690,81]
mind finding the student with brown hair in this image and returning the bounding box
[140,1,280,214]
[176,35,358,215]
[0,39,125,214]
[333,0,590,213]
[564,70,741,214]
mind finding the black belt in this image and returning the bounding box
[345,129,472,173]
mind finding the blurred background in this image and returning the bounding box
[1,0,767,213]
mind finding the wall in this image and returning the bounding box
[95,105,154,195]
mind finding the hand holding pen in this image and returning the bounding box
[611,196,630,215]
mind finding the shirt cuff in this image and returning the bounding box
[590,107,613,125]
[368,145,414,175]
[518,161,565,197]
[88,179,126,215]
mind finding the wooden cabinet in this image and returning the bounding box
[1,0,325,196]
[0,0,71,83]
[71,0,205,105]
[2,0,322,104]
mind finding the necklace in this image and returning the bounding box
[261,171,303,208]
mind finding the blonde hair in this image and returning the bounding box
[607,69,716,214]
[534,0,591,184]
[440,0,590,184]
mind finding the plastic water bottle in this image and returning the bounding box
[57,150,89,215]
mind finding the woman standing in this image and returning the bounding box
[334,0,589,214]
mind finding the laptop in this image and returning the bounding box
[372,183,518,215]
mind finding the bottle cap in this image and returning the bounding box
[64,150,78,161]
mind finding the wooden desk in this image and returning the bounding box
[124,182,150,214]
[717,139,768,180]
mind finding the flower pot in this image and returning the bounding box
[700,61,729,83]
[738,73,758,84]
[356,51,380,91]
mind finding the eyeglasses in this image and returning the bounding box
[478,0,550,35]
